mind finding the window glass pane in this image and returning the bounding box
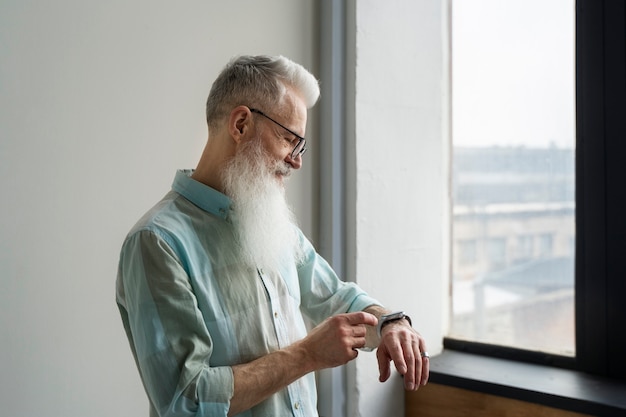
[449,0,576,356]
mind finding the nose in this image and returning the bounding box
[285,152,302,170]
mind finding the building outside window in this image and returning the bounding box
[449,0,576,356]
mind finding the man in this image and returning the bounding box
[116,55,429,417]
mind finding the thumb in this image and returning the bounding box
[344,311,378,327]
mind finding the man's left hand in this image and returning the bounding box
[375,320,429,391]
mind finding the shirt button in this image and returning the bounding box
[294,401,300,410]
[274,311,279,318]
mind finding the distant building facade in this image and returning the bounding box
[450,146,575,355]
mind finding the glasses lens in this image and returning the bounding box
[292,139,306,159]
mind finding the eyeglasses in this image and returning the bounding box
[249,108,307,159]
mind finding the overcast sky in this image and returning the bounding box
[452,0,575,149]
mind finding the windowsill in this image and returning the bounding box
[428,350,626,416]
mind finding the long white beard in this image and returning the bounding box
[222,138,303,273]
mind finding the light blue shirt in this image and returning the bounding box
[116,170,379,417]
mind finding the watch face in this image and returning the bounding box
[378,311,407,337]
[383,312,405,321]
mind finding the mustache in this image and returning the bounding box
[274,162,293,177]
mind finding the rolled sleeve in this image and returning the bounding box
[117,230,234,417]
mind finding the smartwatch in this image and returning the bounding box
[377,311,412,338]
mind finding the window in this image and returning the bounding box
[457,240,478,266]
[538,233,553,257]
[448,0,626,381]
[449,0,576,357]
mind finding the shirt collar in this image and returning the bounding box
[172,169,232,220]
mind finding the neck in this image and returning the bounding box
[191,138,232,194]
[191,163,223,193]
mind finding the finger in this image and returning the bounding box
[419,341,430,386]
[352,324,367,338]
[384,336,408,375]
[421,353,430,386]
[352,335,367,350]
[383,330,423,390]
[376,348,392,382]
[394,338,417,390]
[405,341,424,391]
[415,336,429,387]
[344,311,378,327]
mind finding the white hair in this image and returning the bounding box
[206,55,320,132]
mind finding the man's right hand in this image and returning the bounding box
[229,311,378,415]
[298,311,378,369]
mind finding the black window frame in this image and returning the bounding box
[444,0,626,381]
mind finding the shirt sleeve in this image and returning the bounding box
[116,229,233,417]
[295,231,381,325]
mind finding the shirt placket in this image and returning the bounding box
[257,268,306,417]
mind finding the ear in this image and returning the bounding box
[228,106,252,144]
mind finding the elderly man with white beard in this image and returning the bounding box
[116,55,429,417]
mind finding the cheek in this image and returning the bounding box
[260,137,289,161]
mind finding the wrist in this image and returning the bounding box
[289,340,320,374]
[377,311,412,338]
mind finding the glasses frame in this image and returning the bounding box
[249,108,307,159]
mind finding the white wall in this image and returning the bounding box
[0,1,317,416]
[346,1,450,416]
